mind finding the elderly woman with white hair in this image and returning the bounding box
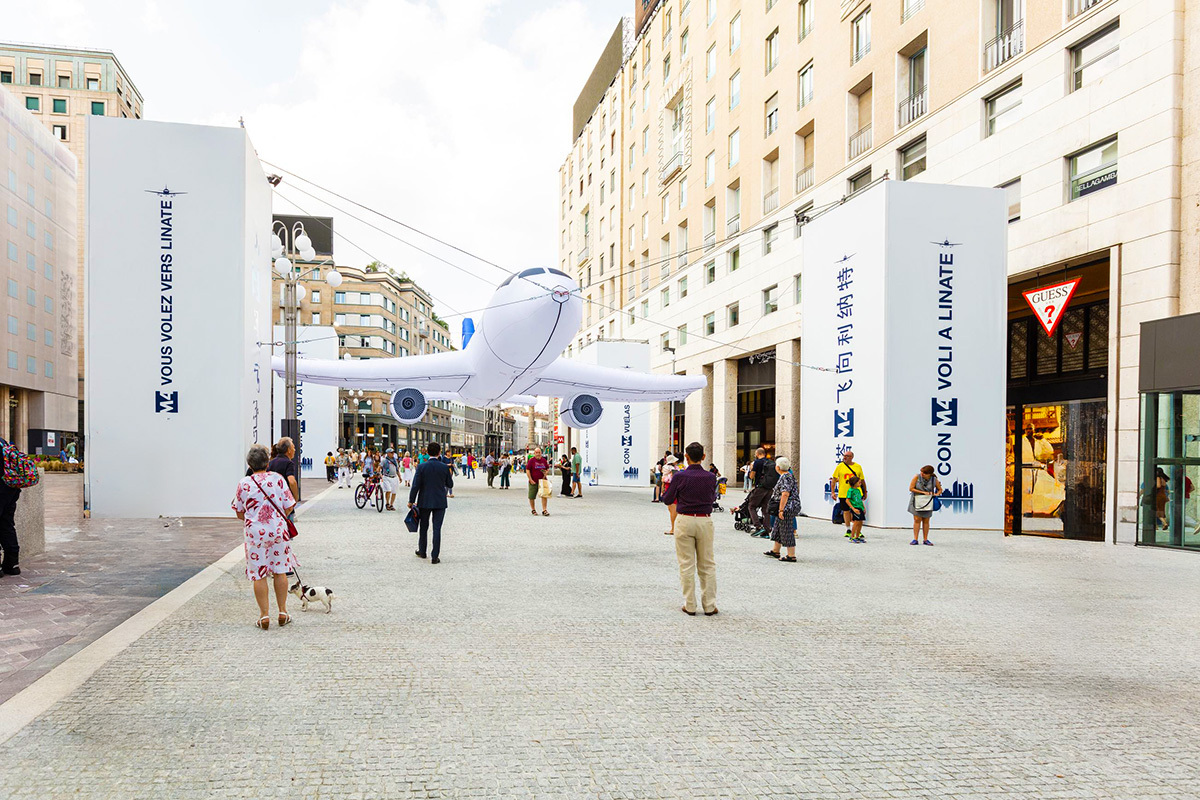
[765,456,800,562]
[232,443,298,629]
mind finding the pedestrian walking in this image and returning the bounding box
[570,447,584,497]
[324,451,336,483]
[908,465,942,545]
[269,437,300,504]
[652,450,671,502]
[660,442,718,617]
[846,476,866,542]
[745,448,779,539]
[335,448,351,489]
[831,450,867,541]
[467,453,477,478]
[499,453,512,489]
[558,453,573,497]
[660,455,680,535]
[486,452,497,487]
[232,444,297,630]
[380,448,401,511]
[0,437,32,576]
[409,442,454,564]
[765,457,800,562]
[526,447,551,516]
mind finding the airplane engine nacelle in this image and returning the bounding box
[389,388,428,424]
[560,394,603,429]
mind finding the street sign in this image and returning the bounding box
[555,435,564,444]
[1023,278,1081,337]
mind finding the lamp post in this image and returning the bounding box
[345,389,364,450]
[272,220,342,501]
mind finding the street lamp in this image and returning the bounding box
[273,219,342,499]
[345,389,364,450]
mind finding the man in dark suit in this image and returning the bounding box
[409,441,454,564]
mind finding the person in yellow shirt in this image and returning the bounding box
[323,451,336,483]
[831,450,867,541]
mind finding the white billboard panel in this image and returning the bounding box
[85,118,272,517]
[577,341,651,486]
[272,326,339,476]
[801,181,1006,529]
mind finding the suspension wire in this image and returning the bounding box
[261,159,516,279]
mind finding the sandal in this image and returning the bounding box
[780,556,797,562]
[664,530,674,535]
[542,511,550,516]
[255,615,270,630]
[277,612,292,627]
[764,550,780,558]
[531,509,538,515]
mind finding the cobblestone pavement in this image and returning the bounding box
[1,476,1199,799]
[0,475,326,704]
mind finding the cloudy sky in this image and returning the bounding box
[10,0,628,337]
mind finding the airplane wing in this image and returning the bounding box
[271,351,472,393]
[518,358,706,402]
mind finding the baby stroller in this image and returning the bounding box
[730,499,756,533]
[713,477,728,513]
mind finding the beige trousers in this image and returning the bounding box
[674,514,716,613]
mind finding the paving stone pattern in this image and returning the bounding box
[1,476,1198,798]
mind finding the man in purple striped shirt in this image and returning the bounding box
[660,441,719,616]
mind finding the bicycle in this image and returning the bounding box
[355,475,384,512]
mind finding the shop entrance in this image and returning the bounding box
[736,351,777,472]
[1005,262,1109,539]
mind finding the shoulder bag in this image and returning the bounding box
[250,474,299,540]
[912,492,935,512]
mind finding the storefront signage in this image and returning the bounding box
[1076,167,1117,198]
[1022,278,1081,337]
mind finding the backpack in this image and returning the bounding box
[1,438,40,489]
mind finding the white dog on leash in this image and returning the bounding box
[288,581,336,613]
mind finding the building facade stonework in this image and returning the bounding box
[558,0,1200,546]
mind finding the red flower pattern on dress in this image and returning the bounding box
[232,471,298,581]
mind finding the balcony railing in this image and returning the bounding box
[726,215,741,236]
[799,87,814,108]
[660,149,684,183]
[577,242,590,265]
[679,248,689,267]
[703,231,716,250]
[799,21,812,42]
[984,20,1025,73]
[795,165,814,194]
[1068,0,1104,17]
[902,0,924,22]
[898,86,928,127]
[852,41,871,64]
[848,123,873,160]
[763,187,779,214]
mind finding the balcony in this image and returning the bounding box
[852,41,871,65]
[660,149,684,183]
[704,231,716,250]
[726,215,741,236]
[1068,0,1104,17]
[898,86,928,128]
[763,187,779,214]
[984,20,1024,73]
[848,123,873,160]
[679,248,690,267]
[795,165,814,194]
[577,241,590,265]
[902,0,924,21]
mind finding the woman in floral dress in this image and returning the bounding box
[233,444,298,630]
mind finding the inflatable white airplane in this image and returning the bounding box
[272,268,706,429]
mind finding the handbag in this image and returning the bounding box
[538,478,552,498]
[403,507,420,533]
[250,474,299,541]
[913,493,935,512]
[933,496,943,512]
[0,438,40,489]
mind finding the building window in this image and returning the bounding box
[44,328,52,346]
[86,77,99,90]
[848,168,872,194]
[58,74,70,88]
[52,125,67,141]
[705,151,716,186]
[641,299,650,318]
[26,356,36,374]
[728,301,740,327]
[706,96,716,132]
[707,0,716,25]
[798,62,814,107]
[798,0,813,40]
[311,312,321,325]
[0,71,11,84]
[728,128,740,166]
[763,223,778,254]
[679,176,688,208]
[852,8,872,63]
[679,276,689,298]
[985,80,1022,136]
[704,312,716,335]
[1002,178,1021,222]
[1069,138,1117,200]
[25,97,39,112]
[661,286,671,308]
[6,350,14,369]
[763,284,779,314]
[6,278,15,298]
[678,323,689,346]
[661,333,671,352]
[663,54,671,82]
[1072,23,1119,91]
[795,273,802,304]
[642,169,649,196]
[729,247,741,272]
[706,44,716,79]
[765,93,779,136]
[730,13,741,52]
[5,316,14,334]
[900,136,927,180]
[6,241,15,261]
[765,29,780,73]
[681,28,690,56]
[729,70,741,108]
[28,72,42,86]
[705,260,716,284]
[52,98,66,114]
[91,101,105,115]
[26,322,35,341]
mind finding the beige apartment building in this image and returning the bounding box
[0,44,144,447]
[559,0,1200,548]
[0,86,78,453]
[272,215,454,453]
